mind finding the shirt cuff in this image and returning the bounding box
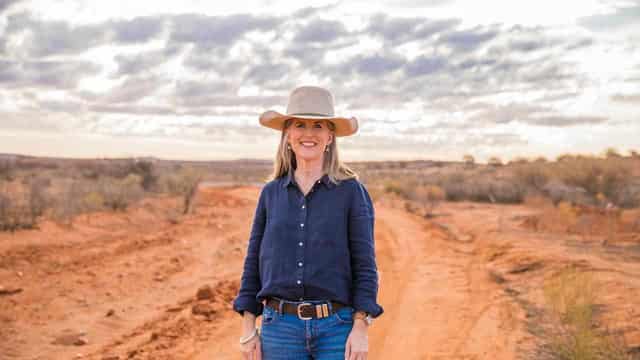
[354,301,384,319]
[232,296,264,317]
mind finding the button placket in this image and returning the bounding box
[296,194,306,296]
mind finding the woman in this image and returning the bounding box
[232,86,384,360]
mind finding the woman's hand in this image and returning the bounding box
[240,331,261,360]
[240,312,261,360]
[345,320,368,360]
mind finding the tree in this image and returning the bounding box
[462,154,475,167]
[409,185,446,218]
[604,147,621,158]
[488,156,503,167]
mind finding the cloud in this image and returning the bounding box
[87,104,174,115]
[175,79,235,101]
[466,102,550,125]
[365,13,460,44]
[4,13,166,57]
[0,111,68,132]
[27,99,86,114]
[113,45,182,77]
[565,38,594,51]
[103,76,170,104]
[292,19,347,43]
[5,12,108,56]
[336,53,405,77]
[464,103,609,127]
[182,45,243,72]
[111,16,165,43]
[404,55,447,76]
[169,13,278,48]
[244,62,292,86]
[291,4,338,18]
[0,60,101,89]
[0,8,629,160]
[283,42,331,68]
[438,25,499,51]
[0,0,20,13]
[578,5,640,31]
[525,115,608,127]
[610,93,640,104]
[173,79,286,109]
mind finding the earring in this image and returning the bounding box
[325,146,329,152]
[287,144,291,150]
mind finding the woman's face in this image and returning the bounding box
[286,118,333,163]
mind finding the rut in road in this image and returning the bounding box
[368,205,526,360]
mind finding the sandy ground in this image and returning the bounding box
[1,185,639,360]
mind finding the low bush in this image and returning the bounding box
[0,189,37,231]
[99,174,144,211]
[0,160,14,181]
[407,184,446,217]
[541,267,632,360]
[158,169,202,214]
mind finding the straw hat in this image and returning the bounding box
[259,86,358,136]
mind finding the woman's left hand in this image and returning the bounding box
[345,320,368,360]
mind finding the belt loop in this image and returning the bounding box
[278,298,284,314]
[327,300,334,315]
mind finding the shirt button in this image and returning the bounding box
[302,205,305,209]
[298,262,303,267]
[300,223,304,228]
[298,242,303,246]
[297,280,301,285]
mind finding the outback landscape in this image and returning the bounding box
[1,150,640,360]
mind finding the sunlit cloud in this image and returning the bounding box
[0,0,639,162]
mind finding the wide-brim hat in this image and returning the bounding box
[259,85,358,137]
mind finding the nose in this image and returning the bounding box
[303,125,315,136]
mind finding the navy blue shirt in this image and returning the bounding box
[232,169,384,319]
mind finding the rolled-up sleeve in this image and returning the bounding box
[232,185,267,317]
[348,180,384,318]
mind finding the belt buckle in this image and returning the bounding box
[296,302,313,320]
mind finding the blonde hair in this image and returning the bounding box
[266,118,358,184]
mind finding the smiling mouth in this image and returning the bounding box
[300,142,317,148]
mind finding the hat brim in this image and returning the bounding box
[259,110,358,137]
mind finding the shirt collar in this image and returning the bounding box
[282,168,334,189]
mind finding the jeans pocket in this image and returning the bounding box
[261,305,278,325]
[333,306,354,324]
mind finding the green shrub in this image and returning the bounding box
[542,267,632,360]
[158,169,202,214]
[407,184,446,217]
[514,163,550,191]
[100,174,144,211]
[0,160,14,181]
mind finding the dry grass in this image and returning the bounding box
[540,266,634,360]
[518,201,635,245]
[357,153,640,209]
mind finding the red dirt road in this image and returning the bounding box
[1,186,638,359]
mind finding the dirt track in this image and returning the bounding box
[1,185,639,359]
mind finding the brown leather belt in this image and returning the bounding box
[264,297,347,320]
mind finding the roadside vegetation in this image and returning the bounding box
[539,266,635,360]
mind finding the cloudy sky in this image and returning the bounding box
[0,0,639,162]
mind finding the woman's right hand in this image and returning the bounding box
[240,330,261,360]
[240,312,261,359]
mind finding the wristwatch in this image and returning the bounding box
[353,311,374,326]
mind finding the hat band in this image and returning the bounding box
[289,112,331,117]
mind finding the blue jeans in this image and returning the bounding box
[260,298,355,359]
